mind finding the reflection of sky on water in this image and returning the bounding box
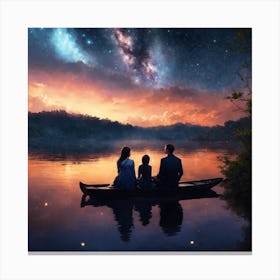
[28,148,248,251]
[29,147,228,184]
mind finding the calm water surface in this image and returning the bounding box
[28,144,249,251]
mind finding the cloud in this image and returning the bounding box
[28,96,69,112]
[29,58,139,94]
[28,60,245,127]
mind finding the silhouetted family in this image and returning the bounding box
[113,144,183,190]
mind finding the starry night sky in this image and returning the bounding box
[28,28,251,127]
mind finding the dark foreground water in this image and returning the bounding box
[28,143,251,251]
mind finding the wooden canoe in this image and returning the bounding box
[79,177,223,199]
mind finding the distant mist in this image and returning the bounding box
[28,110,251,155]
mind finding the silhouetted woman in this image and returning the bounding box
[114,147,136,190]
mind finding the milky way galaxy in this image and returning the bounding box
[28,28,251,127]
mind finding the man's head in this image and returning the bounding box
[165,144,175,155]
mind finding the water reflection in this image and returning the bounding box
[29,147,229,186]
[159,201,183,236]
[221,180,252,251]
[110,200,134,242]
[134,201,152,226]
[29,145,250,251]
[29,139,240,161]
[81,190,219,241]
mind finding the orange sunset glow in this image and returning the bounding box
[28,67,244,127]
[28,27,252,253]
[28,28,248,128]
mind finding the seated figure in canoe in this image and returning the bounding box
[156,144,183,188]
[113,146,137,190]
[138,154,153,190]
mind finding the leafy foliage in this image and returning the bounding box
[220,142,251,221]
[219,29,252,250]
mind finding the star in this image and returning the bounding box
[29,28,251,94]
[50,28,91,65]
[134,77,140,84]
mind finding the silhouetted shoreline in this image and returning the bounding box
[28,111,250,156]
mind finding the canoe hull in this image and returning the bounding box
[80,178,223,199]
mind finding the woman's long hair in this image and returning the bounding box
[117,146,131,168]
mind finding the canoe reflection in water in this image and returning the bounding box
[80,190,219,241]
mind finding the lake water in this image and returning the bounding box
[28,142,250,251]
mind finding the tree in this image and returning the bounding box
[220,28,252,180]
[219,29,252,250]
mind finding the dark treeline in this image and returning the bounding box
[28,110,251,152]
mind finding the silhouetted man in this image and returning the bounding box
[157,144,183,188]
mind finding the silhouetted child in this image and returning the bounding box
[138,155,153,189]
